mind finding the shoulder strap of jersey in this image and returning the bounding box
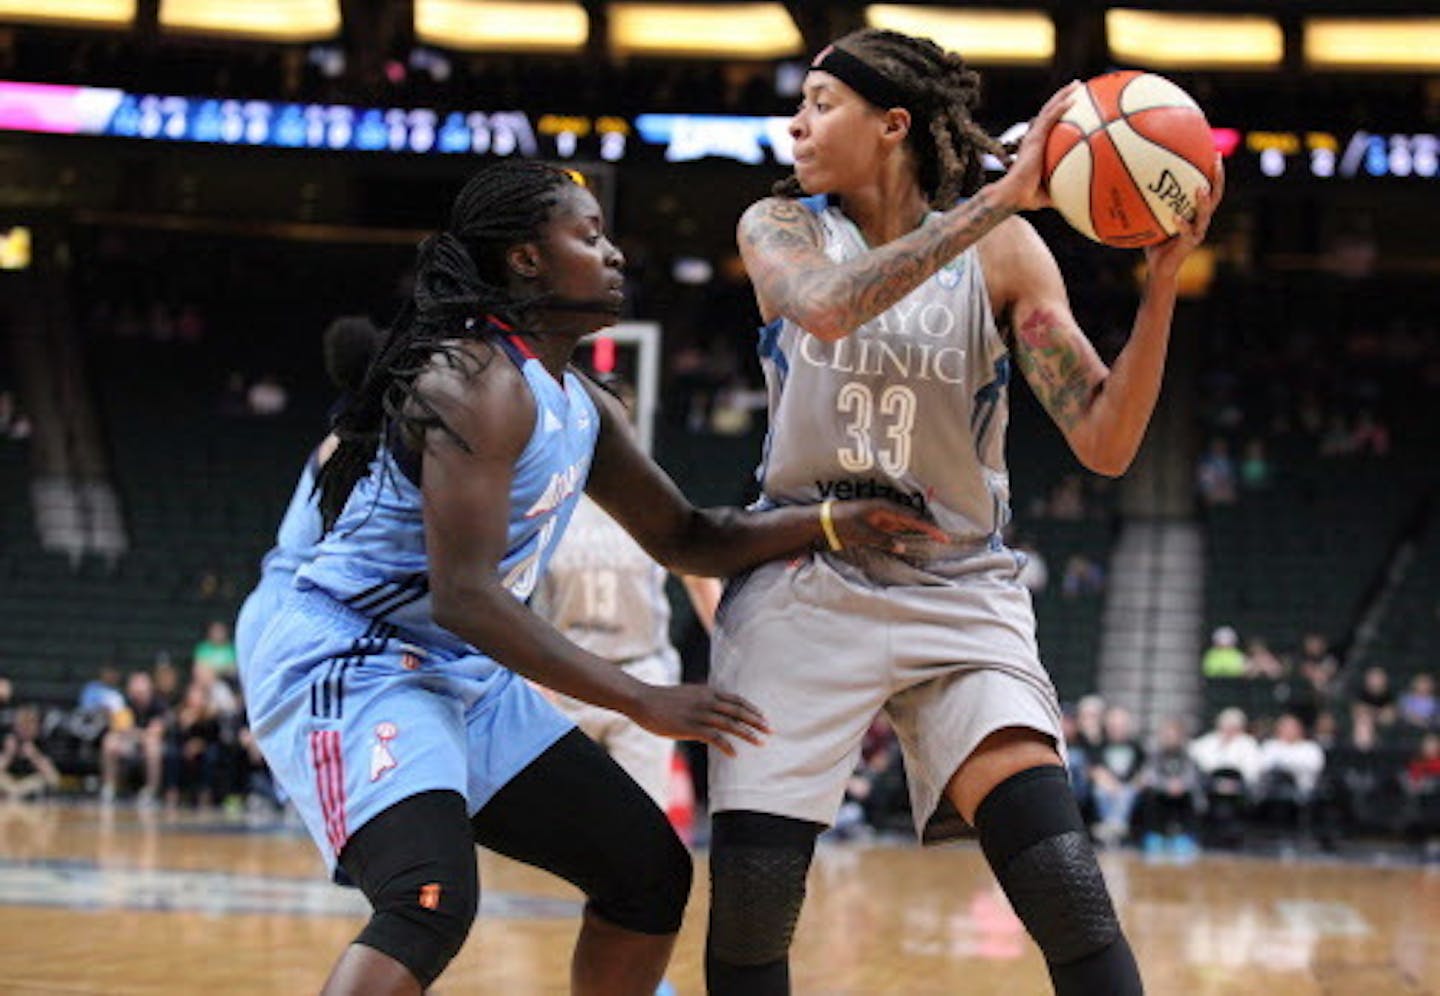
[797,193,830,216]
[479,314,537,371]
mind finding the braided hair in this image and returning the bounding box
[776,28,1008,207]
[317,160,580,530]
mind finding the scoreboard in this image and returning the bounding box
[1247,129,1440,179]
[0,80,632,161]
[1,79,1435,182]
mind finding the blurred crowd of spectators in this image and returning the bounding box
[829,686,1440,863]
[0,620,277,813]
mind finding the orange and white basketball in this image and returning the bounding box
[1043,70,1217,248]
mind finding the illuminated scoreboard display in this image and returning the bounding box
[1246,129,1440,179]
[0,79,1435,181]
[0,80,631,161]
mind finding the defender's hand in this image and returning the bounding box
[631,684,770,757]
[828,498,950,556]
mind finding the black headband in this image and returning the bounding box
[810,44,914,113]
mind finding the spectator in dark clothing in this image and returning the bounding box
[1091,705,1146,845]
[1288,634,1339,730]
[1318,714,1396,844]
[164,682,225,808]
[152,656,182,710]
[1352,666,1398,730]
[1138,718,1204,860]
[100,671,168,806]
[0,706,60,801]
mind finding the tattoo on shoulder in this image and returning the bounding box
[1013,307,1096,431]
[743,200,820,252]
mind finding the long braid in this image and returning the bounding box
[317,160,578,530]
[773,28,1009,207]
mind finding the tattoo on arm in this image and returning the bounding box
[1013,307,1100,432]
[741,189,1014,335]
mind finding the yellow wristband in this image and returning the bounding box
[819,499,843,552]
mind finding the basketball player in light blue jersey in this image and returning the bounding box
[242,160,941,996]
[234,316,381,677]
[704,29,1221,996]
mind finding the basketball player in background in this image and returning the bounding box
[704,28,1221,996]
[535,377,722,810]
[234,315,382,676]
[242,160,942,996]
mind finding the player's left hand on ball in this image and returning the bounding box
[832,499,950,556]
[1146,153,1224,277]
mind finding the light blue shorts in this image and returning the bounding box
[243,588,573,877]
[235,573,290,682]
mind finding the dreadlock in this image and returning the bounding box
[774,28,1009,208]
[317,160,579,530]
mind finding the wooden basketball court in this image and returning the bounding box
[0,803,1434,994]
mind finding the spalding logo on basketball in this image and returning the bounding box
[1044,70,1217,248]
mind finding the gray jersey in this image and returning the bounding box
[535,496,671,662]
[756,194,1016,578]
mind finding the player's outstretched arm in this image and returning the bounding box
[418,354,767,756]
[580,380,946,576]
[739,191,1013,342]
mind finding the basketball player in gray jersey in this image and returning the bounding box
[536,491,721,806]
[704,28,1221,996]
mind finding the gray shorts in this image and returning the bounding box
[708,552,1063,843]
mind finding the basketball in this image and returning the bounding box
[1043,70,1218,248]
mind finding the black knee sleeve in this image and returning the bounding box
[586,811,692,935]
[473,728,692,935]
[705,811,821,995]
[975,767,1142,994]
[341,790,478,988]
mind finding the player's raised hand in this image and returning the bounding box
[990,80,1083,212]
[826,498,951,556]
[631,684,770,756]
[1146,153,1225,279]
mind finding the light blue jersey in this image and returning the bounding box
[265,455,324,579]
[243,331,595,874]
[295,335,599,659]
[235,454,323,678]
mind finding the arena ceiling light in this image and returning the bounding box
[863,5,1053,66]
[416,0,588,53]
[1107,10,1283,70]
[159,0,341,41]
[0,0,134,28]
[609,3,802,59]
[1305,18,1440,72]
